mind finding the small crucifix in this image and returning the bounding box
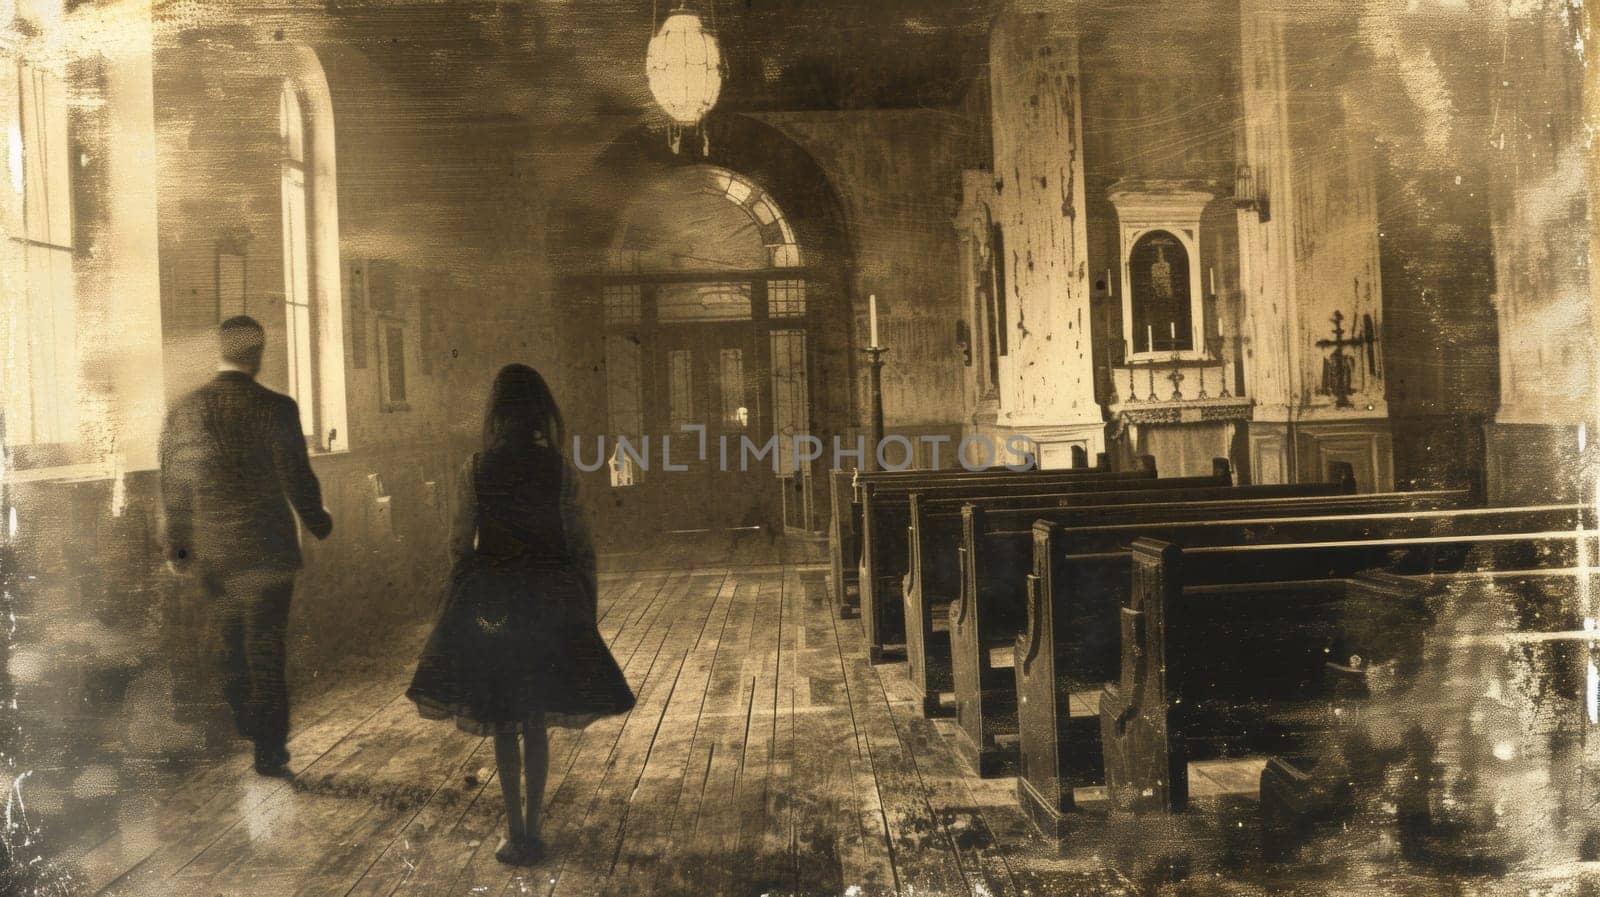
[1166,365,1185,402]
[1314,310,1377,408]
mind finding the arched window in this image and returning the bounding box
[276,49,348,452]
[279,81,314,436]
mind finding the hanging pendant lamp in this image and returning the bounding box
[646,4,723,154]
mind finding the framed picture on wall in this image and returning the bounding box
[345,258,370,369]
[214,229,252,321]
[366,259,396,313]
[376,315,409,412]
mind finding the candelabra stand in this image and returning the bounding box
[863,345,887,471]
[1207,335,1232,398]
[1106,336,1139,404]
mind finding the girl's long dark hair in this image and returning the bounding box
[482,364,566,457]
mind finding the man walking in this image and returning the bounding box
[159,316,333,776]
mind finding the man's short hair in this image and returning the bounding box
[219,315,266,365]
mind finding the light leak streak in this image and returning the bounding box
[1584,422,1600,725]
[5,769,31,844]
[1588,617,1599,724]
[7,124,21,196]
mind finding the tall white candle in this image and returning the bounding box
[1170,321,1177,341]
[1209,267,1216,296]
[1105,269,1113,295]
[1146,324,1153,352]
[869,293,879,347]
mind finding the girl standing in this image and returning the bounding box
[408,364,635,865]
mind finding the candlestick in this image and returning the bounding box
[869,293,879,347]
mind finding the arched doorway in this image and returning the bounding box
[557,117,854,541]
[600,165,814,533]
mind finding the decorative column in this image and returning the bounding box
[984,0,1102,469]
[1482,0,1594,503]
[1235,1,1392,490]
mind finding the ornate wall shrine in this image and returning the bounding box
[1097,182,1253,477]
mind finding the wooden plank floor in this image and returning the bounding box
[58,537,1130,897]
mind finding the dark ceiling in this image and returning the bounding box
[315,0,994,117]
[697,0,993,111]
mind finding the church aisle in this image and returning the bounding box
[56,543,1110,897]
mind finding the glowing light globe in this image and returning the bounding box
[646,10,723,126]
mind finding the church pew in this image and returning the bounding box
[1096,531,1600,820]
[1098,541,1431,818]
[902,476,1358,717]
[949,486,1478,776]
[863,461,1240,662]
[831,461,1064,615]
[1014,515,1596,840]
[856,459,1181,660]
[826,454,1123,616]
[1257,565,1597,861]
[828,469,858,615]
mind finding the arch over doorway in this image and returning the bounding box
[553,115,855,539]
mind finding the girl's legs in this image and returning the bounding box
[523,712,549,842]
[493,733,526,844]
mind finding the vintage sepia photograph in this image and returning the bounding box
[2,0,1599,894]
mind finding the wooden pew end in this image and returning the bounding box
[954,726,1019,778]
[1259,757,1315,863]
[1017,777,1113,846]
[921,691,957,719]
[869,644,907,665]
[838,592,861,620]
[1018,775,1072,844]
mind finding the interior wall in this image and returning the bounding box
[1080,6,1242,369]
[150,8,552,678]
[4,6,558,833]
[1077,7,1242,472]
[1480,0,1594,502]
[755,109,985,435]
[1363,12,1499,489]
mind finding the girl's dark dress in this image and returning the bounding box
[407,444,635,734]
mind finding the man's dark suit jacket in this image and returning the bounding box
[159,371,333,572]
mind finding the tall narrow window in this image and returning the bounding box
[5,61,79,447]
[770,330,809,475]
[668,349,695,427]
[279,81,316,437]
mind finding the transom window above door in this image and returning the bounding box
[609,166,802,274]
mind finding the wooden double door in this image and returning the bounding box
[648,320,778,533]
